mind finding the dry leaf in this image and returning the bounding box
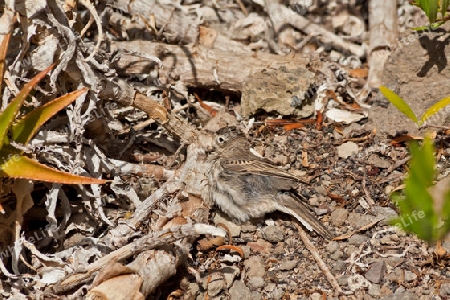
[348,68,368,78]
[197,236,226,251]
[216,245,245,258]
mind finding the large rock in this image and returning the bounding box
[241,65,315,117]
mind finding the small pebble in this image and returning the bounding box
[262,226,285,243]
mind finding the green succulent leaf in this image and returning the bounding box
[419,95,450,126]
[411,0,447,27]
[411,20,445,30]
[0,149,105,184]
[0,27,104,185]
[419,0,439,23]
[390,137,438,243]
[0,64,54,150]
[411,24,432,31]
[379,86,419,124]
[409,137,436,188]
[441,0,450,18]
[11,88,88,145]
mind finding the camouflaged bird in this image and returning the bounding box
[206,127,332,239]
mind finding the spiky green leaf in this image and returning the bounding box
[0,151,105,184]
[390,137,438,243]
[419,95,450,126]
[0,65,54,150]
[11,88,88,144]
[441,0,450,18]
[421,0,439,23]
[379,86,419,124]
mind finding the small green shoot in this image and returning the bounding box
[391,137,450,243]
[379,86,418,124]
[411,0,450,30]
[379,86,450,127]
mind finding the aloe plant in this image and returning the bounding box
[411,0,450,30]
[0,32,104,184]
[391,137,450,243]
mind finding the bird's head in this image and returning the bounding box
[214,126,250,155]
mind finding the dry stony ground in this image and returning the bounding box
[168,22,450,299]
[2,1,450,299]
[167,124,450,300]
[165,18,450,300]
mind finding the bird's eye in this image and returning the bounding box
[217,136,226,144]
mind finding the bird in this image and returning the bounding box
[205,126,332,239]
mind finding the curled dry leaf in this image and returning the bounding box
[197,236,226,251]
[216,245,245,259]
[348,68,369,78]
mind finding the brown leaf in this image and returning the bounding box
[283,123,304,131]
[195,93,217,117]
[315,111,323,130]
[216,245,245,258]
[391,134,423,146]
[197,236,226,251]
[348,68,369,78]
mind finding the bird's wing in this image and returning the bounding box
[220,157,299,181]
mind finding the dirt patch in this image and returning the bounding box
[370,22,450,138]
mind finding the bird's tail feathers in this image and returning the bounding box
[276,193,333,239]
